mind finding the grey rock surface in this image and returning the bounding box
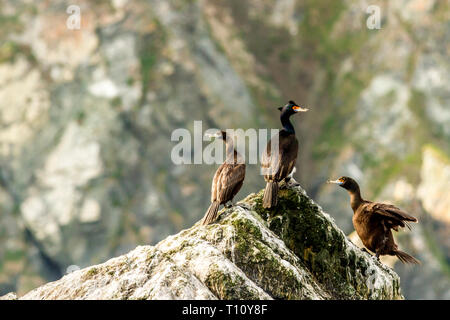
[17,185,402,300]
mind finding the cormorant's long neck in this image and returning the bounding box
[224,138,239,163]
[280,112,295,134]
[348,186,363,212]
[225,140,234,158]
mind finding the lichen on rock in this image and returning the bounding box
[14,184,403,300]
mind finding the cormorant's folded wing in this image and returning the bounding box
[217,164,246,202]
[261,133,298,180]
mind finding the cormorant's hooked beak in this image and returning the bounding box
[292,105,309,112]
[327,179,343,185]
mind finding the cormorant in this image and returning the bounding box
[202,130,246,225]
[261,100,308,208]
[328,176,420,264]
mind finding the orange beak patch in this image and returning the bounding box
[292,105,308,112]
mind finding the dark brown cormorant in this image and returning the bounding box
[328,176,420,264]
[261,100,308,208]
[202,130,246,225]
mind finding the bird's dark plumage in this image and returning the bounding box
[328,176,420,264]
[202,131,246,225]
[261,100,308,208]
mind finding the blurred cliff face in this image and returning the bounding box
[0,0,448,298]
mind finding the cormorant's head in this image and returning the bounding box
[327,176,360,193]
[278,100,309,115]
[204,130,227,141]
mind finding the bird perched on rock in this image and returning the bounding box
[202,130,246,225]
[327,176,420,264]
[261,100,308,208]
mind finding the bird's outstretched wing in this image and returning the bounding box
[366,202,418,230]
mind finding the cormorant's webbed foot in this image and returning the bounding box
[283,167,299,188]
[285,178,300,187]
[236,203,251,210]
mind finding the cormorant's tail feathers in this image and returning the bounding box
[395,250,420,264]
[202,201,220,225]
[263,181,278,209]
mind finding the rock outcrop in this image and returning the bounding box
[9,185,402,300]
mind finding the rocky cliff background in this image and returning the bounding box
[0,0,448,299]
